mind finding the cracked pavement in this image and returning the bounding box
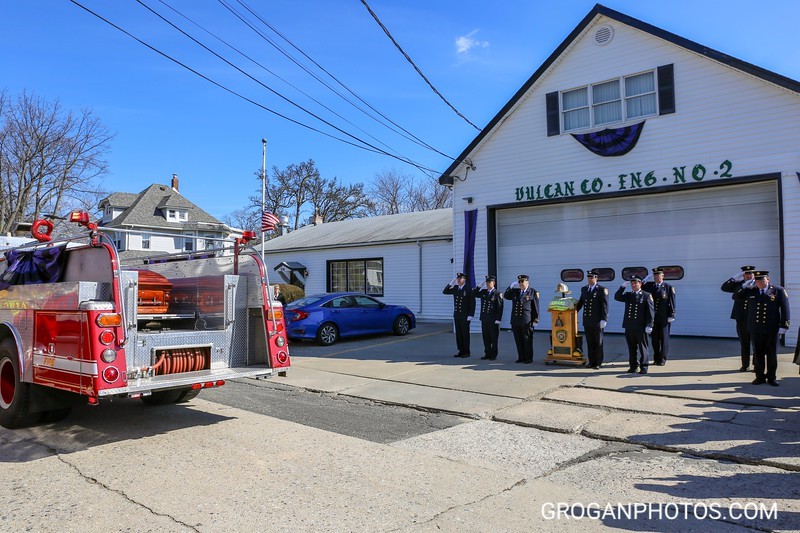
[1,322,798,531]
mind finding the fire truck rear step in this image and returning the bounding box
[100,365,275,397]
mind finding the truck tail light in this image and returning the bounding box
[102,366,119,383]
[290,310,308,321]
[267,308,284,320]
[99,330,115,345]
[101,349,117,363]
[96,313,122,327]
[276,351,289,364]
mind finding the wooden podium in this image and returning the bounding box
[545,287,585,365]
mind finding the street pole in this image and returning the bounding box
[261,138,267,263]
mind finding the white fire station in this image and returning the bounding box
[439,5,800,344]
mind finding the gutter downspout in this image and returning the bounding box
[417,240,423,316]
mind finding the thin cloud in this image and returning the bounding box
[455,29,489,55]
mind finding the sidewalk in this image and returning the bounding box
[275,322,800,471]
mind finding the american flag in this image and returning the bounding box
[261,211,280,232]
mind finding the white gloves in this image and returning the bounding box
[645,327,653,334]
[779,328,788,335]
[599,320,607,329]
[733,271,744,282]
[466,316,473,321]
[479,281,487,289]
[621,281,630,288]
[742,279,755,289]
[448,277,457,286]
[510,282,519,289]
[667,317,675,323]
[643,273,653,283]
[494,320,501,325]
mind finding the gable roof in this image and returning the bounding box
[101,183,226,231]
[440,3,800,180]
[263,209,452,252]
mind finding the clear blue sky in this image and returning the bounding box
[2,1,797,220]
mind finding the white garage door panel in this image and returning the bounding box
[496,182,779,337]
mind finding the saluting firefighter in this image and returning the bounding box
[721,265,756,371]
[575,270,608,369]
[735,271,790,386]
[615,275,655,374]
[443,273,476,358]
[503,274,540,364]
[642,268,676,366]
[473,275,504,360]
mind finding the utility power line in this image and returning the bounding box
[69,0,440,175]
[359,0,481,131]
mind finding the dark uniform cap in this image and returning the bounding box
[456,272,466,279]
[753,271,769,279]
[652,268,664,275]
[485,275,496,282]
[587,270,599,277]
[630,275,643,282]
[741,265,756,273]
[517,274,529,281]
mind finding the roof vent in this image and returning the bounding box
[594,25,614,46]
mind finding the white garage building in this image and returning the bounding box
[440,5,799,343]
[262,209,454,321]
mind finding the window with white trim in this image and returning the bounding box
[561,70,656,132]
[142,233,151,250]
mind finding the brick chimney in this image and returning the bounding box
[171,173,179,192]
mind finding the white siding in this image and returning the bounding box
[263,239,453,320]
[448,13,800,344]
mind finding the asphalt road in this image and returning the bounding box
[201,379,467,444]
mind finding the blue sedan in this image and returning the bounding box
[284,292,416,345]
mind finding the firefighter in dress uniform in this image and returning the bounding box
[575,270,608,369]
[642,268,676,366]
[735,271,789,386]
[443,273,476,358]
[721,265,756,371]
[503,274,540,364]
[614,275,655,374]
[473,275,504,360]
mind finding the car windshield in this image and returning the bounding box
[287,296,324,309]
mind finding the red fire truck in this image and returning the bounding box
[0,211,289,428]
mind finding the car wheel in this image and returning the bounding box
[393,315,411,336]
[0,339,37,429]
[316,323,339,346]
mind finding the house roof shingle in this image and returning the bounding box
[263,209,453,252]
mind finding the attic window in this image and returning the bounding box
[166,209,188,222]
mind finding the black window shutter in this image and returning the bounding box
[657,64,675,115]
[546,92,560,136]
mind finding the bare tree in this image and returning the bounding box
[0,90,112,233]
[409,176,453,211]
[306,176,373,224]
[232,159,374,235]
[367,169,414,215]
[367,169,452,215]
[221,207,258,233]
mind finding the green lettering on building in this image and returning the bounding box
[514,160,734,203]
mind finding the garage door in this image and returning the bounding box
[495,181,779,337]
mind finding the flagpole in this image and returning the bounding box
[261,138,267,263]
